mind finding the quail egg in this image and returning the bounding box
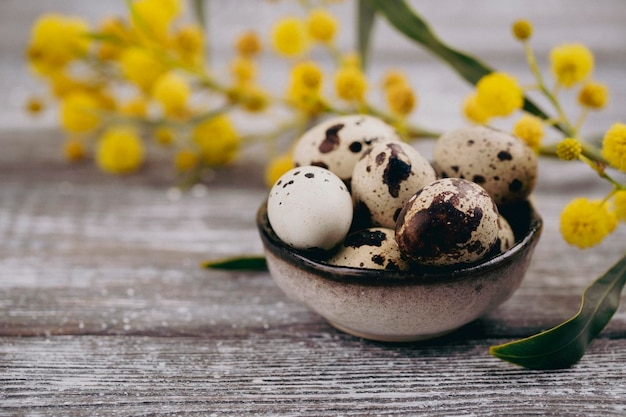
[351,141,436,228]
[433,125,537,205]
[496,215,515,253]
[395,178,500,266]
[267,166,353,251]
[327,227,410,271]
[292,114,401,184]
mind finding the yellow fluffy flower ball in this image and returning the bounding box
[307,9,338,43]
[131,0,181,44]
[174,149,199,172]
[119,47,168,93]
[475,72,523,118]
[513,115,544,151]
[265,153,294,188]
[290,61,323,91]
[602,123,626,172]
[556,138,582,161]
[192,115,240,166]
[560,198,617,248]
[550,43,594,88]
[97,17,130,61]
[27,14,90,75]
[334,66,367,102]
[230,57,257,85]
[63,138,86,162]
[173,24,205,66]
[382,70,408,91]
[60,91,101,133]
[512,19,533,41]
[578,81,608,109]
[271,17,309,57]
[235,31,262,57]
[96,127,145,174]
[152,71,190,117]
[386,83,416,116]
[462,93,490,124]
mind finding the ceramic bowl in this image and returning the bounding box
[257,200,542,342]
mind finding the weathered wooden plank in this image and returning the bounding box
[1,335,625,416]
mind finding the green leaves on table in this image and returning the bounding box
[202,256,267,271]
[490,253,626,370]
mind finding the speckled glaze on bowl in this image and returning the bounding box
[257,200,542,342]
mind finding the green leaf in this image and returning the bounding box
[490,253,626,370]
[202,256,267,271]
[191,0,207,30]
[357,0,377,70]
[368,0,560,131]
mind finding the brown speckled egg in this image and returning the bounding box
[433,126,537,205]
[327,228,410,271]
[351,141,436,228]
[395,178,500,266]
[292,115,401,185]
[496,215,515,253]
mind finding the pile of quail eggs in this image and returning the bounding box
[266,115,537,270]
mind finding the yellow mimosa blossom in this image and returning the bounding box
[386,83,416,116]
[130,0,182,44]
[230,57,257,85]
[291,61,323,91]
[556,138,582,161]
[26,97,44,115]
[192,115,240,166]
[173,24,205,66]
[602,123,626,172]
[307,9,338,43]
[475,72,523,118]
[152,71,190,117]
[265,153,294,187]
[550,43,594,88]
[120,96,149,118]
[154,127,175,145]
[240,85,270,112]
[512,19,532,41]
[382,70,408,91]
[613,191,626,222]
[271,17,309,57]
[235,31,262,57]
[513,115,544,150]
[560,198,617,248]
[334,66,367,102]
[63,138,86,162]
[96,127,145,174]
[578,81,608,109]
[462,93,490,124]
[286,83,324,114]
[97,17,130,60]
[27,14,90,75]
[174,149,199,171]
[119,47,168,93]
[60,91,101,133]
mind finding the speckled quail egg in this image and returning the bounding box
[496,215,515,253]
[292,114,401,185]
[327,228,410,271]
[395,178,500,266]
[267,166,353,251]
[433,125,537,205]
[351,141,437,229]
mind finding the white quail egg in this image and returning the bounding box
[433,125,537,205]
[395,178,500,266]
[351,141,436,229]
[267,166,353,251]
[292,114,401,185]
[327,228,410,271]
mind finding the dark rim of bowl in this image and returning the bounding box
[256,199,543,285]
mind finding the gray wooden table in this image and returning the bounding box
[2,1,626,416]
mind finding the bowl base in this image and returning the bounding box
[327,320,457,343]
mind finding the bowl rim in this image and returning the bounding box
[257,199,542,286]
